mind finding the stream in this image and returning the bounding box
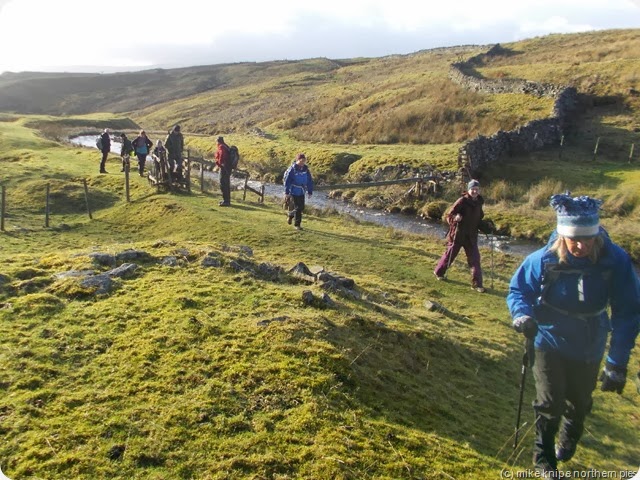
[69,135,541,257]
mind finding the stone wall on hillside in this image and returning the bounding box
[449,46,580,179]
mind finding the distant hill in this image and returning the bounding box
[1,29,638,145]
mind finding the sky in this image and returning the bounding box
[0,0,639,74]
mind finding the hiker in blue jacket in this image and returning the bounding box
[132,130,153,177]
[507,193,640,476]
[283,153,313,230]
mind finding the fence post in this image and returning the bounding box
[125,168,130,202]
[185,159,191,193]
[243,174,249,201]
[558,135,564,159]
[629,143,635,164]
[45,183,50,227]
[592,137,600,161]
[83,179,93,219]
[200,164,205,193]
[1,185,5,232]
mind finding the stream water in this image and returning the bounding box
[69,135,541,257]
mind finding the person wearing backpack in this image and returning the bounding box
[119,133,134,172]
[215,136,232,206]
[164,125,184,180]
[507,193,640,477]
[283,153,313,230]
[132,130,153,177]
[98,128,111,174]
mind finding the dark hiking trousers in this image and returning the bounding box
[136,153,147,175]
[288,194,305,227]
[100,150,109,172]
[531,349,600,469]
[219,167,231,205]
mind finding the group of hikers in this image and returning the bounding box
[97,128,640,475]
[97,127,243,207]
[97,125,185,179]
[435,179,640,477]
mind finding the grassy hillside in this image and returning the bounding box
[0,103,639,478]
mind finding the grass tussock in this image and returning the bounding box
[526,178,565,209]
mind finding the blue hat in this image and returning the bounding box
[467,179,480,190]
[550,193,602,238]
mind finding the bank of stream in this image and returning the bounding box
[70,135,541,257]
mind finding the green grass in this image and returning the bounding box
[1,114,638,479]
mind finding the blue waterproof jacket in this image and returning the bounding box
[507,229,640,367]
[283,162,313,197]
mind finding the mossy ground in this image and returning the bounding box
[0,117,638,479]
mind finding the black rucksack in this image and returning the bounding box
[228,145,239,170]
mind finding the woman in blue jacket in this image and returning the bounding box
[507,194,640,476]
[131,130,153,177]
[283,153,313,230]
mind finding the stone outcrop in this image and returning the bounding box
[449,45,580,178]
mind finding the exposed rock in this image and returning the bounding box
[308,265,325,276]
[116,249,151,263]
[317,271,355,289]
[106,263,138,278]
[255,262,284,281]
[228,259,253,273]
[53,270,95,280]
[161,256,179,266]
[288,262,316,283]
[201,253,223,268]
[320,293,336,308]
[89,253,116,267]
[80,274,113,294]
[301,290,336,309]
[302,290,315,305]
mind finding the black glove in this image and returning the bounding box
[599,361,626,394]
[513,315,538,339]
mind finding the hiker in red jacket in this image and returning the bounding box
[215,136,231,206]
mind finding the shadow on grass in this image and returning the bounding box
[318,314,638,470]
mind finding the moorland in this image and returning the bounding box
[0,28,638,479]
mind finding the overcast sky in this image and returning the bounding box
[1,0,639,74]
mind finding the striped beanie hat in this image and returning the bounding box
[549,193,602,238]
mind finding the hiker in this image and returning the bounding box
[153,139,166,159]
[214,136,232,206]
[131,130,153,177]
[98,128,111,174]
[283,153,313,230]
[434,179,487,292]
[119,133,133,172]
[507,193,640,477]
[164,125,184,179]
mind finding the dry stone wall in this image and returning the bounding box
[449,46,580,179]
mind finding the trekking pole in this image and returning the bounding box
[514,338,535,450]
[488,234,494,290]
